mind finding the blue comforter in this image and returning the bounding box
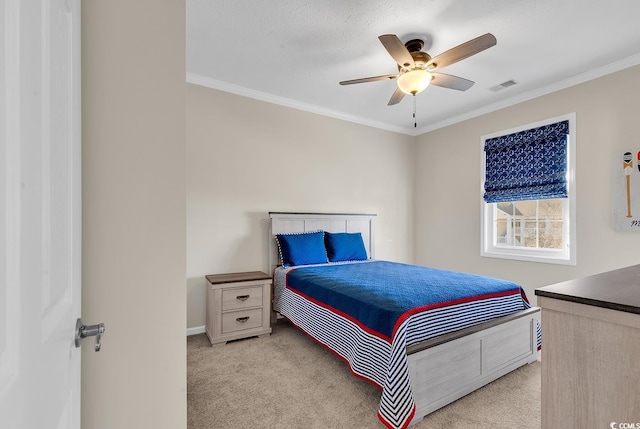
[286,260,525,341]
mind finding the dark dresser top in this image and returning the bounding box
[535,264,640,315]
[205,271,271,285]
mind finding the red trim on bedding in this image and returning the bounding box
[391,288,521,339]
[285,283,394,343]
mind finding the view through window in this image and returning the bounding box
[494,199,565,249]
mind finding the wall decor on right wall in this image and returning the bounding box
[613,150,640,231]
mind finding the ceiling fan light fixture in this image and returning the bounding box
[397,69,432,95]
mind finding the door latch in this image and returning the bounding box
[75,318,106,352]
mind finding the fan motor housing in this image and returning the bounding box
[404,39,424,52]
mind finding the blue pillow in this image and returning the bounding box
[324,232,368,262]
[275,231,328,267]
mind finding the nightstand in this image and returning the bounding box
[205,271,272,346]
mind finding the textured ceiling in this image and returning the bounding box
[187,0,640,135]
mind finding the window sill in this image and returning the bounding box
[481,248,575,266]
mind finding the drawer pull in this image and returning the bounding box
[236,316,250,323]
[236,295,250,301]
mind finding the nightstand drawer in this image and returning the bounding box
[221,308,263,334]
[222,286,263,311]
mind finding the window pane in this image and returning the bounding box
[495,215,507,245]
[493,199,564,250]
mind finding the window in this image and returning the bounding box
[481,114,576,265]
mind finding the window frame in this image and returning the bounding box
[480,113,577,265]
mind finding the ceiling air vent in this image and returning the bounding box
[490,79,518,92]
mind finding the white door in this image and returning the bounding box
[0,0,82,428]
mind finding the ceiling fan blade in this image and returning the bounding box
[426,33,496,71]
[387,86,405,105]
[378,34,414,68]
[339,74,398,85]
[430,72,475,91]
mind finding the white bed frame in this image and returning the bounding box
[268,212,540,425]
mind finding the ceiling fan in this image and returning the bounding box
[339,33,497,106]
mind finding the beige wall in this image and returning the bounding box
[415,65,640,304]
[82,1,186,428]
[186,84,415,329]
[187,66,640,329]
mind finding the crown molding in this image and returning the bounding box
[186,73,416,136]
[415,52,640,134]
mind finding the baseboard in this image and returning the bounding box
[187,325,206,336]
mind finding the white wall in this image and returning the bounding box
[82,1,186,427]
[186,84,415,329]
[414,65,640,304]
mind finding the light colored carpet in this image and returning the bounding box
[188,320,541,429]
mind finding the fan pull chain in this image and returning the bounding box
[413,95,417,128]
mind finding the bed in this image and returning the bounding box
[269,212,540,429]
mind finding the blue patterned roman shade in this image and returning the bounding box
[483,120,569,203]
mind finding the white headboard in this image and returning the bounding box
[268,212,376,273]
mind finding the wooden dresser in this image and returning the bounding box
[535,265,640,428]
[205,271,272,346]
